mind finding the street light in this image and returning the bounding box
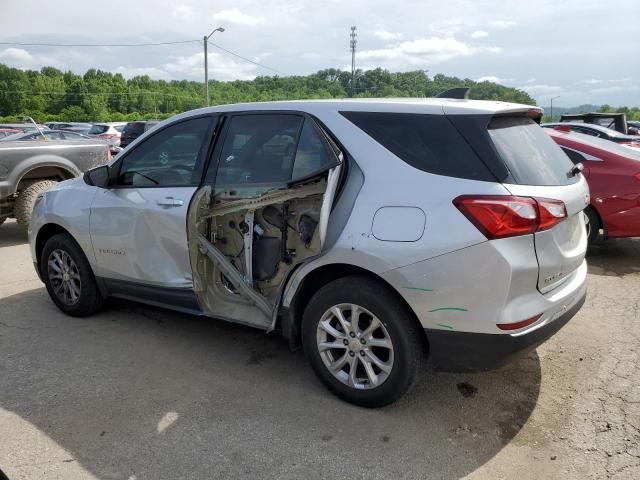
[550,95,561,122]
[204,26,225,107]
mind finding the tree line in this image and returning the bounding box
[0,62,579,123]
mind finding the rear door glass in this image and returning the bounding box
[341,111,495,181]
[488,117,577,186]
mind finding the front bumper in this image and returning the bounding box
[426,289,586,372]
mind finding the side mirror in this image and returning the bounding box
[84,165,110,188]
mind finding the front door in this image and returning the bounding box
[89,115,214,287]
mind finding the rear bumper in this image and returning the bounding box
[426,289,585,372]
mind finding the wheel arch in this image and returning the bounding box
[18,165,76,190]
[282,262,429,353]
[35,223,74,278]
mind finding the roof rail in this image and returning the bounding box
[435,87,470,100]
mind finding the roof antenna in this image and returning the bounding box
[435,87,470,100]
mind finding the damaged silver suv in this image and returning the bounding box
[30,99,589,407]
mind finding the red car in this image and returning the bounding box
[547,128,640,243]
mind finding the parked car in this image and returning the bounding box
[543,122,640,147]
[30,99,588,407]
[0,139,110,231]
[0,130,92,142]
[627,121,640,135]
[120,120,160,148]
[547,128,640,243]
[559,112,630,134]
[0,128,21,139]
[46,122,92,131]
[0,123,49,133]
[88,122,127,146]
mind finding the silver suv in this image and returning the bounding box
[29,99,589,407]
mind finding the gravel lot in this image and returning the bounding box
[1,218,639,480]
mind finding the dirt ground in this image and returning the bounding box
[0,218,639,480]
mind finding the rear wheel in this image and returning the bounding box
[14,180,57,232]
[41,233,105,317]
[301,275,426,407]
[584,207,601,245]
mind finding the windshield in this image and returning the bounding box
[489,116,578,186]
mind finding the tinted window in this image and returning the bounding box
[292,120,337,180]
[89,125,108,135]
[123,123,145,135]
[561,147,586,165]
[214,114,303,187]
[341,111,494,181]
[489,117,577,186]
[117,117,210,187]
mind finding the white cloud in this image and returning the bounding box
[164,52,258,81]
[470,30,489,39]
[589,85,640,94]
[359,36,500,68]
[0,47,59,69]
[476,76,514,83]
[212,8,264,26]
[582,79,602,84]
[171,5,194,20]
[523,84,563,95]
[527,78,537,83]
[489,20,517,28]
[429,19,465,36]
[374,30,402,40]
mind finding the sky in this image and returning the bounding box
[0,0,638,107]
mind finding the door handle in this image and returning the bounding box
[156,197,184,207]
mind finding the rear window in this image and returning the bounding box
[341,112,495,181]
[89,125,108,135]
[488,117,578,186]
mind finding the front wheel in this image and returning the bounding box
[301,276,426,407]
[41,233,105,317]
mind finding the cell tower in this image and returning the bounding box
[350,26,357,97]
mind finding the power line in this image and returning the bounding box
[0,38,287,76]
[0,40,200,47]
[208,40,285,75]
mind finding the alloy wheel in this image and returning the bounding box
[47,249,82,306]
[316,303,394,390]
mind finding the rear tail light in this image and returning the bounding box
[634,173,640,182]
[453,195,567,239]
[497,314,542,331]
[107,149,112,162]
[98,133,117,139]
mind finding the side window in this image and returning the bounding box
[561,147,586,165]
[117,117,210,187]
[214,114,303,187]
[341,111,494,181]
[291,120,338,181]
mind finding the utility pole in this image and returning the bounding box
[204,26,225,107]
[350,26,357,97]
[550,95,561,122]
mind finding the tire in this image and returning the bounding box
[41,233,105,317]
[301,275,426,407]
[584,207,601,245]
[0,216,6,227]
[14,180,58,232]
